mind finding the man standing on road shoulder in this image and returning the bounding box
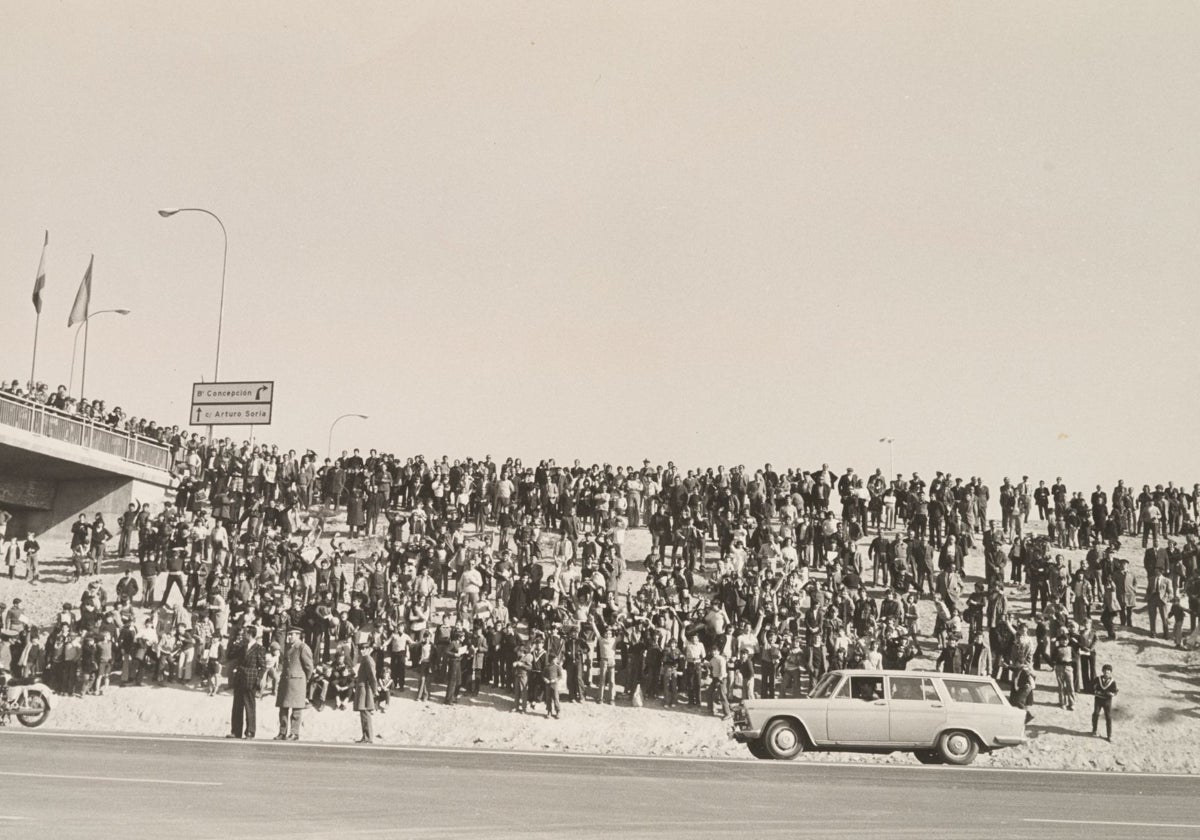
[276,627,313,741]
[354,640,380,744]
[227,626,266,739]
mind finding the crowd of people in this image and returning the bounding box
[3,382,1200,744]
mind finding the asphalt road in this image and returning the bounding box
[0,731,1197,839]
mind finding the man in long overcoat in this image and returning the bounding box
[354,639,380,744]
[276,626,313,741]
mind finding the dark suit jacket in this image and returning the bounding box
[353,655,378,712]
[233,640,267,689]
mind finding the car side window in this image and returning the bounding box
[833,678,850,699]
[849,675,884,702]
[888,676,923,701]
[942,678,1003,705]
[888,676,939,702]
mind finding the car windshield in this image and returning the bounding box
[942,679,1003,705]
[809,673,839,699]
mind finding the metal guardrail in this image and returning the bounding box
[0,390,171,473]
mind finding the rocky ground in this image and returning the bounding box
[2,512,1198,773]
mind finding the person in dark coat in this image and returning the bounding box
[354,639,379,744]
[346,487,367,536]
[275,627,313,741]
[228,625,266,739]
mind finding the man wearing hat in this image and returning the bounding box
[353,638,380,743]
[275,626,313,741]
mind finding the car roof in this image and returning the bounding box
[826,669,996,682]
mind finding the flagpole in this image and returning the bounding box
[30,230,47,391]
[30,310,41,390]
[81,316,90,403]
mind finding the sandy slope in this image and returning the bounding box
[3,513,1198,773]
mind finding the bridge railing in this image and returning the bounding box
[0,390,172,473]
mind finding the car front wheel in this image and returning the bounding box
[936,730,979,766]
[762,719,805,760]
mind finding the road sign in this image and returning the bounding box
[190,380,274,426]
[191,403,273,426]
[192,381,274,405]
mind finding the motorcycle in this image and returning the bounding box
[0,673,53,728]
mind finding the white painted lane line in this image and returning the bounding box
[0,816,29,820]
[0,770,219,787]
[1026,819,1200,830]
[3,728,1198,780]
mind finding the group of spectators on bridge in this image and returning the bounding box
[2,378,177,449]
[2,422,1199,745]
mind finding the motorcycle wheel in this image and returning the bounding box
[16,691,49,728]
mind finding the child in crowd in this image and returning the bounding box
[261,641,281,697]
[202,634,223,696]
[376,664,393,712]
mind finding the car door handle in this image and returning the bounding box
[873,700,887,705]
[929,703,943,708]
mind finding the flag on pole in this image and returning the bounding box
[68,255,92,327]
[32,231,48,313]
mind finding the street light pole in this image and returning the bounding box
[879,437,895,477]
[159,207,228,440]
[328,413,368,459]
[71,308,131,399]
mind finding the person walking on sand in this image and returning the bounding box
[275,627,313,741]
[1091,664,1118,741]
[354,639,380,743]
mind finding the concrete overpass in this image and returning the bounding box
[0,392,173,545]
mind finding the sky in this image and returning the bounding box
[2,2,1199,491]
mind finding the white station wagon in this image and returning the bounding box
[731,669,1026,765]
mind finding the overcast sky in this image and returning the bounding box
[3,2,1198,489]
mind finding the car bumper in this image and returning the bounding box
[731,728,762,743]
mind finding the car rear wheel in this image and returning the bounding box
[914,749,942,765]
[936,730,979,766]
[762,719,805,760]
[747,739,773,760]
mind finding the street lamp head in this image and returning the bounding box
[115,309,131,315]
[356,414,369,420]
[157,208,180,218]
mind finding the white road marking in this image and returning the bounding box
[0,770,219,787]
[1026,819,1200,830]
[0,816,29,820]
[2,728,1195,779]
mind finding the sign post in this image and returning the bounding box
[190,380,275,429]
